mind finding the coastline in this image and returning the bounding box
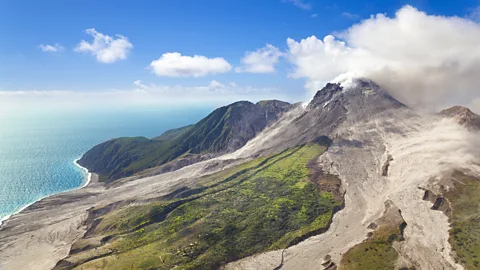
[0,157,92,228]
[0,214,11,227]
[74,157,93,189]
[0,143,243,270]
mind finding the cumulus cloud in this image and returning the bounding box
[236,44,283,73]
[38,43,64,52]
[149,53,232,77]
[75,28,133,63]
[284,0,311,10]
[287,5,480,110]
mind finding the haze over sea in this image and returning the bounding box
[0,106,212,223]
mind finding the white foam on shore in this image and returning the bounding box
[0,158,92,228]
[74,158,92,188]
[0,214,11,227]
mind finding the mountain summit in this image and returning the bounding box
[241,78,408,157]
[440,105,480,130]
[308,78,405,112]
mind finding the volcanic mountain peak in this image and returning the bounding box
[440,105,473,116]
[307,77,405,112]
[307,82,343,109]
[440,105,480,130]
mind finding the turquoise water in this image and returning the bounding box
[0,106,212,222]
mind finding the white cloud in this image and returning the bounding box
[133,80,148,90]
[38,43,64,52]
[0,81,284,111]
[236,44,283,73]
[284,0,311,10]
[311,13,318,18]
[130,80,278,97]
[341,12,359,20]
[286,5,480,110]
[75,28,133,63]
[208,80,224,88]
[149,53,232,77]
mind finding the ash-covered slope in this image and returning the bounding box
[227,78,406,159]
[78,100,291,182]
[226,78,480,270]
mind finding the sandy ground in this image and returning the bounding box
[0,174,103,270]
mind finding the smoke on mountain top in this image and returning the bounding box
[287,5,480,112]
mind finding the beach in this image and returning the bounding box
[0,158,101,270]
[74,158,93,189]
[0,159,91,228]
[0,106,211,233]
[0,152,241,270]
[0,107,215,270]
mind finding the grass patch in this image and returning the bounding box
[443,172,480,268]
[72,142,342,270]
[340,203,406,270]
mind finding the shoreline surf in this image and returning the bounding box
[74,158,93,189]
[0,158,92,227]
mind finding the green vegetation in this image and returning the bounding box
[78,100,290,182]
[444,172,480,269]
[340,209,406,270]
[152,125,193,141]
[69,142,342,270]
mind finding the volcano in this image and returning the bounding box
[2,78,480,270]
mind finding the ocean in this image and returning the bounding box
[0,106,212,223]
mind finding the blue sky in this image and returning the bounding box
[2,0,480,109]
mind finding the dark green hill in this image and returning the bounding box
[153,125,193,141]
[78,100,291,182]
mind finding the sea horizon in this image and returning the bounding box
[0,105,213,224]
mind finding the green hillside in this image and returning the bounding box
[78,100,290,182]
[58,140,343,270]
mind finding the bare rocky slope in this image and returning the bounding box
[1,78,480,270]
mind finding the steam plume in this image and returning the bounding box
[287,5,480,111]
